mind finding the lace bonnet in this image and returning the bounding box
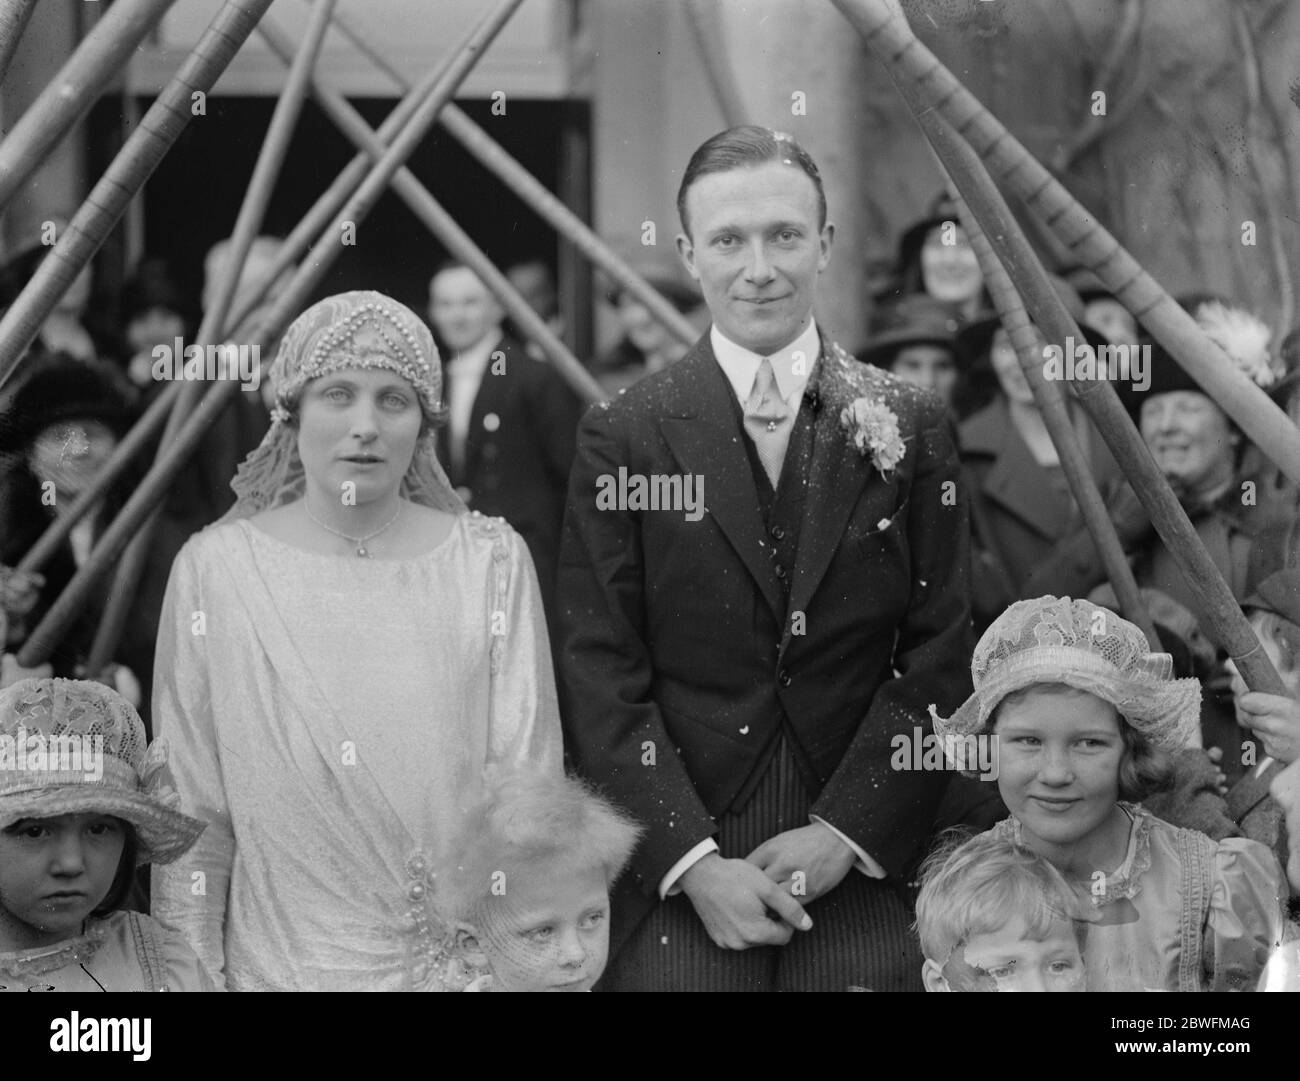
[933,595,1201,753]
[0,678,205,865]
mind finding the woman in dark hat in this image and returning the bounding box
[955,275,1125,632]
[0,354,149,703]
[118,257,195,392]
[892,193,988,323]
[856,293,965,410]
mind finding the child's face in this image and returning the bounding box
[0,814,125,948]
[995,687,1124,850]
[472,862,610,992]
[925,913,1086,992]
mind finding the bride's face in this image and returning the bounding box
[296,367,423,505]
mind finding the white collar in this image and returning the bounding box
[710,320,820,404]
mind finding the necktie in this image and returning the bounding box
[743,357,793,489]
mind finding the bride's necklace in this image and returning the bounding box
[303,500,403,557]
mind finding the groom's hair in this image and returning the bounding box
[677,125,826,237]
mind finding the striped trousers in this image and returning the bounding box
[600,737,924,992]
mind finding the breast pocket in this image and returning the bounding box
[845,496,912,577]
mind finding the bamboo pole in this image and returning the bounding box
[16,0,526,668]
[0,0,38,87]
[0,0,278,393]
[315,3,700,349]
[9,0,459,579]
[944,180,1160,650]
[0,0,179,214]
[829,0,1300,491]
[858,9,1287,699]
[83,0,340,675]
[258,19,605,405]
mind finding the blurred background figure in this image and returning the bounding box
[856,293,965,412]
[118,257,195,393]
[0,231,101,366]
[0,355,149,710]
[956,276,1121,633]
[890,193,988,324]
[591,272,706,396]
[428,261,580,626]
[1064,266,1141,349]
[504,256,565,353]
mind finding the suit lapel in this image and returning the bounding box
[970,402,1071,541]
[784,347,872,637]
[658,342,785,622]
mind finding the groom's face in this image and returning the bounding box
[677,160,832,356]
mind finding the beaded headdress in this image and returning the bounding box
[0,678,204,865]
[222,291,466,520]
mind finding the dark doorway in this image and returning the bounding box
[89,95,591,354]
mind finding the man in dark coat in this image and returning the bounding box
[428,262,580,623]
[556,126,973,991]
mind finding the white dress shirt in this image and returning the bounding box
[444,329,504,475]
[658,319,886,899]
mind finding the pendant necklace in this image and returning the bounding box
[303,500,403,557]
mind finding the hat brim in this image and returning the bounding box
[860,329,965,369]
[0,785,205,865]
[933,645,1202,759]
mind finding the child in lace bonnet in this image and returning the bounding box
[0,677,212,991]
[443,767,641,992]
[933,596,1289,991]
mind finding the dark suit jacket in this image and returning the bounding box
[557,334,973,915]
[440,335,581,615]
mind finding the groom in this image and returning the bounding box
[557,126,972,991]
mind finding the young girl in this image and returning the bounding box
[934,595,1291,992]
[0,677,212,991]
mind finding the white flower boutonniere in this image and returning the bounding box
[841,396,906,477]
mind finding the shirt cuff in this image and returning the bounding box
[659,839,720,899]
[810,816,886,879]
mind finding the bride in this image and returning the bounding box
[151,291,562,990]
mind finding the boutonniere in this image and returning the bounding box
[840,396,906,477]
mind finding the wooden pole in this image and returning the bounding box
[0,0,278,393]
[9,0,465,579]
[83,0,340,675]
[258,19,605,405]
[0,0,179,213]
[317,3,700,349]
[16,0,526,668]
[944,178,1160,650]
[853,6,1287,698]
[0,0,38,87]
[828,0,1300,492]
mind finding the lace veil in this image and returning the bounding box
[220,290,467,522]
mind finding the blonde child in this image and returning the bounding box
[916,829,1089,992]
[0,677,211,991]
[444,768,640,992]
[934,596,1289,992]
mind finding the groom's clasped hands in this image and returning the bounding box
[679,824,858,950]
